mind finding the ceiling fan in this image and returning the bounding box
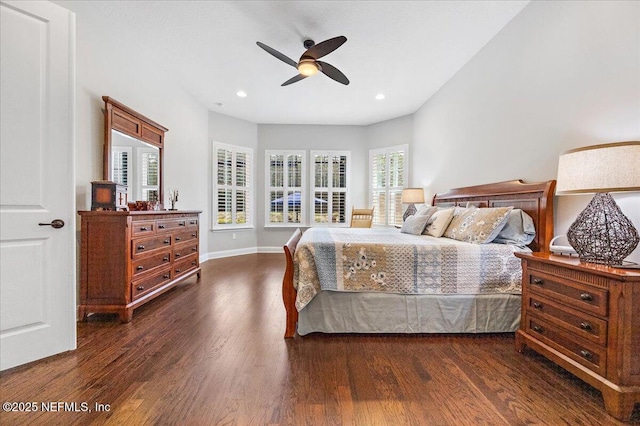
[256,36,350,86]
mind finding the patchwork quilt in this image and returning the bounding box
[293,227,529,311]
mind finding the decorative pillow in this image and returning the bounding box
[416,205,437,217]
[443,206,513,244]
[401,213,431,235]
[423,208,455,237]
[493,209,536,247]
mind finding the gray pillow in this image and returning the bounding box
[401,213,431,235]
[493,209,536,247]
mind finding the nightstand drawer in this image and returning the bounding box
[526,294,607,346]
[526,272,608,317]
[526,315,606,375]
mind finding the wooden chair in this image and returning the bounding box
[350,207,374,228]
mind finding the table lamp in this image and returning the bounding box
[556,141,640,265]
[401,188,425,221]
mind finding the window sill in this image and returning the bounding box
[211,226,255,232]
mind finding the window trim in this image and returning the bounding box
[264,150,307,228]
[369,144,409,227]
[212,141,254,230]
[309,150,351,227]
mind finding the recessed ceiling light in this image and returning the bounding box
[375,93,385,100]
[236,91,247,98]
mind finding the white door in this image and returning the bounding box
[0,0,76,371]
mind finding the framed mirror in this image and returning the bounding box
[102,96,168,206]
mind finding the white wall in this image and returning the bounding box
[56,1,210,261]
[208,111,259,257]
[411,0,640,262]
[256,124,368,249]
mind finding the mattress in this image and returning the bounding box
[294,227,530,312]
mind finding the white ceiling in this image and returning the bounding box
[69,1,530,125]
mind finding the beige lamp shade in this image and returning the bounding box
[401,188,425,204]
[556,141,640,194]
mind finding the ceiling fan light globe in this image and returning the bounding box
[298,60,319,76]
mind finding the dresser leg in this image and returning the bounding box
[514,330,527,353]
[119,309,133,323]
[78,307,88,322]
[601,387,638,421]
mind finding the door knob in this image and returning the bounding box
[38,219,65,229]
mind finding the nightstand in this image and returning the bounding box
[515,252,640,421]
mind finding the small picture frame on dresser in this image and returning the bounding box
[91,180,128,211]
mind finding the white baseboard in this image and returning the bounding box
[201,246,281,262]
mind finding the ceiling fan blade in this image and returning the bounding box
[304,36,347,60]
[317,61,349,85]
[281,74,307,86]
[256,42,297,68]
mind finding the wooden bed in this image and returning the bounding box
[282,179,556,338]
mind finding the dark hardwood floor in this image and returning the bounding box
[1,253,638,425]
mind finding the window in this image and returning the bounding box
[139,148,159,202]
[265,150,305,227]
[370,144,408,226]
[310,151,350,225]
[213,142,253,229]
[112,147,131,200]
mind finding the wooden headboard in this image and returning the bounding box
[433,179,556,253]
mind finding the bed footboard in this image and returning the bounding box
[282,228,302,338]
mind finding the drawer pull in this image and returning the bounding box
[175,237,181,241]
[533,278,544,285]
[190,221,197,225]
[532,302,543,309]
[176,269,181,273]
[136,285,145,291]
[163,256,169,262]
[191,261,197,266]
[532,325,544,333]
[159,224,165,229]
[136,266,144,271]
[164,239,170,244]
[580,293,593,301]
[191,247,197,252]
[580,350,592,359]
[163,274,170,279]
[137,245,145,250]
[179,222,186,227]
[175,253,181,258]
[140,226,148,231]
[191,233,197,237]
[580,322,592,331]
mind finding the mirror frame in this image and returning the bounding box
[102,96,168,205]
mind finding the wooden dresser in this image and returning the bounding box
[515,252,640,421]
[79,210,202,322]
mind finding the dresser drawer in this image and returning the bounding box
[526,272,608,317]
[174,253,198,278]
[526,294,607,346]
[173,242,198,261]
[132,267,172,300]
[186,217,199,228]
[156,218,187,233]
[131,220,156,237]
[132,250,171,278]
[132,234,172,257]
[173,229,198,245]
[526,315,606,375]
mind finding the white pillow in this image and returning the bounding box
[401,214,431,235]
[424,208,455,237]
